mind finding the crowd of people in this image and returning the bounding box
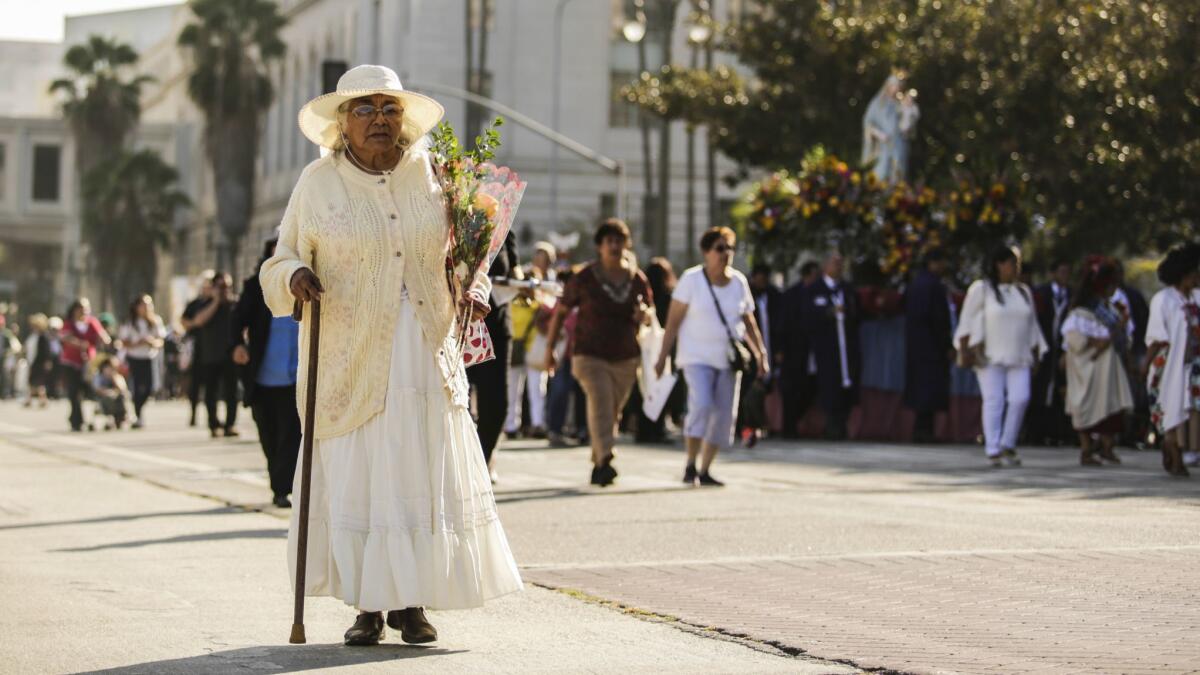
[0,220,1194,492]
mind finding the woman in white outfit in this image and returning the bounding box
[261,65,522,646]
[1144,244,1200,477]
[955,246,1048,467]
[1061,258,1133,466]
[655,227,768,486]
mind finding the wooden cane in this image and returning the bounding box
[289,297,320,644]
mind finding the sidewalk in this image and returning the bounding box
[4,399,1200,673]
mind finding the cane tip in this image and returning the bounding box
[289,624,306,644]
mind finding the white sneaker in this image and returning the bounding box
[1001,449,1022,467]
[988,455,1003,468]
[1184,452,1200,467]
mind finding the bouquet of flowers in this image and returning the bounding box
[430,117,527,366]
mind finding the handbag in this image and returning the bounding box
[509,313,536,367]
[703,270,755,375]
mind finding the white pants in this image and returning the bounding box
[505,365,547,432]
[976,364,1032,457]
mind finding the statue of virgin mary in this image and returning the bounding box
[862,73,920,185]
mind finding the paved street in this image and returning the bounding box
[3,399,1200,674]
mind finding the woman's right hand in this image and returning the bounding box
[544,350,557,374]
[290,268,324,303]
[654,353,668,378]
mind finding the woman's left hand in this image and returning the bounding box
[460,293,491,322]
[756,358,769,379]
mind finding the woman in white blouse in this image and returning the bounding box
[1061,258,1133,466]
[955,246,1048,467]
[655,227,768,486]
[117,295,166,428]
[1144,244,1200,477]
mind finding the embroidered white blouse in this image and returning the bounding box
[260,148,490,440]
[954,279,1048,368]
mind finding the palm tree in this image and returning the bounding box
[50,35,154,300]
[178,0,287,276]
[49,35,152,177]
[82,150,191,308]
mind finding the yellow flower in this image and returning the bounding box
[851,172,861,185]
[828,196,840,207]
[474,193,499,219]
[763,215,776,230]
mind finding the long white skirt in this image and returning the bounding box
[288,296,523,611]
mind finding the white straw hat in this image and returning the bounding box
[298,64,444,150]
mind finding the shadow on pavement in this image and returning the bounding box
[76,643,467,674]
[0,507,242,532]
[52,528,286,552]
[731,441,1200,502]
[495,485,693,504]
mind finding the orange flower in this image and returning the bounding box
[474,193,499,219]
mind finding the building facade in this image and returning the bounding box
[2,0,746,319]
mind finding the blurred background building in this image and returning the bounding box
[0,0,744,320]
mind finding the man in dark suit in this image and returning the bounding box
[742,264,785,444]
[903,248,953,443]
[780,260,820,438]
[232,238,300,508]
[467,232,519,473]
[1029,258,1072,445]
[801,252,861,440]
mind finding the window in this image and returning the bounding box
[32,144,61,202]
[599,192,616,220]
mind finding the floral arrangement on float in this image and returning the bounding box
[733,146,1026,297]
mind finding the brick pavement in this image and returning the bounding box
[526,547,1200,674]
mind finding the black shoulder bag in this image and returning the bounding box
[703,271,755,375]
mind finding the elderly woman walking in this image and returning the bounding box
[1061,258,1134,466]
[260,65,522,647]
[544,219,653,486]
[1145,243,1200,477]
[656,227,768,486]
[955,246,1048,467]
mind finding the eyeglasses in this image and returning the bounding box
[712,244,736,253]
[350,103,403,119]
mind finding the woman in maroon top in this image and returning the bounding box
[545,219,652,485]
[60,298,111,431]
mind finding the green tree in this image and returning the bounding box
[50,35,155,301]
[178,0,287,275]
[82,150,191,307]
[628,0,1200,255]
[49,35,152,177]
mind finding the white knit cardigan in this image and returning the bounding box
[260,148,490,440]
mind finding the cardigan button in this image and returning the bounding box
[394,251,402,257]
[390,214,397,220]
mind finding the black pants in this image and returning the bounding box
[127,357,154,420]
[780,370,815,438]
[187,364,203,420]
[200,361,238,431]
[468,336,509,463]
[250,385,301,498]
[65,365,86,430]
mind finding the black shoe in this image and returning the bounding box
[387,607,438,644]
[592,462,617,487]
[223,427,239,438]
[189,411,196,427]
[697,472,724,487]
[344,612,385,646]
[210,428,220,439]
[683,463,697,485]
[272,494,292,508]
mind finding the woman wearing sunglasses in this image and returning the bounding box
[261,65,522,647]
[656,227,769,486]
